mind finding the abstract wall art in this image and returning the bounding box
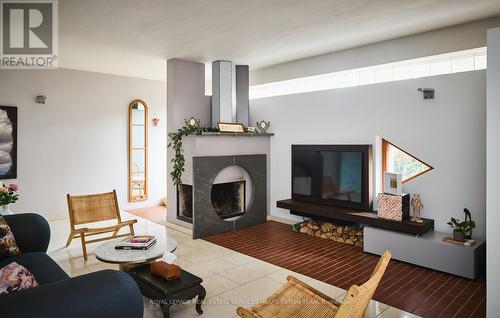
[0,106,17,179]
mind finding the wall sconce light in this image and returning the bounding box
[152,113,160,127]
[36,95,47,104]
[417,88,435,99]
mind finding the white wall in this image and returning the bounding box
[0,68,166,219]
[486,27,500,318]
[250,16,500,85]
[250,70,486,239]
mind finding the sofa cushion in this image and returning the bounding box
[3,214,50,253]
[0,252,69,285]
[0,262,39,294]
[0,215,20,260]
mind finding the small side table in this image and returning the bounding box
[129,264,206,318]
[94,237,177,271]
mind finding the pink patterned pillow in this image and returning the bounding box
[0,262,39,294]
[0,215,21,259]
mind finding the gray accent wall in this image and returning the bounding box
[486,27,500,318]
[166,59,214,230]
[167,59,211,131]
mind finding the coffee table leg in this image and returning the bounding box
[196,286,206,314]
[160,303,171,318]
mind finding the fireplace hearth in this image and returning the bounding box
[211,180,246,220]
[177,184,193,222]
[177,179,248,223]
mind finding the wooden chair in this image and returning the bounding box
[237,251,392,318]
[66,190,137,260]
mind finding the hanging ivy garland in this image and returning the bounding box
[167,122,218,187]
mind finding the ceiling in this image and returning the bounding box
[58,0,500,81]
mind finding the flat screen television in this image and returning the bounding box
[291,145,372,211]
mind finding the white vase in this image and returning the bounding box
[1,204,13,215]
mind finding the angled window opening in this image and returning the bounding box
[382,139,433,184]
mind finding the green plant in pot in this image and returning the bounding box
[447,209,475,241]
[167,120,218,187]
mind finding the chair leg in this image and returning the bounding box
[236,307,257,318]
[80,232,88,261]
[129,224,135,236]
[65,231,74,247]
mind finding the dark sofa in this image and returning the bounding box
[0,213,144,318]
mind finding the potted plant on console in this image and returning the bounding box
[447,209,476,241]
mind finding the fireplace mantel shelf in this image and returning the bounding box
[168,132,274,137]
[200,132,274,137]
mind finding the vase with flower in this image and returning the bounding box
[0,183,19,215]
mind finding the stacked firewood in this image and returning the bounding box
[296,219,363,247]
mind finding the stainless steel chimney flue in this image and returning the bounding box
[212,60,236,126]
[211,60,249,127]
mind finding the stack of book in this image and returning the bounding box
[442,236,476,246]
[115,235,156,250]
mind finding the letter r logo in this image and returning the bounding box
[2,2,53,54]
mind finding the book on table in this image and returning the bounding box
[130,235,155,243]
[115,235,157,250]
[442,236,476,246]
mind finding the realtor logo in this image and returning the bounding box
[1,0,58,68]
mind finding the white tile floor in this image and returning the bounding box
[47,212,420,318]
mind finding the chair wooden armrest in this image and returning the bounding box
[236,307,259,318]
[287,275,342,306]
[118,219,137,226]
[74,219,137,234]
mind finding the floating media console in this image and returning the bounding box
[277,199,434,236]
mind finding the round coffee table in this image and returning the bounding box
[95,236,177,271]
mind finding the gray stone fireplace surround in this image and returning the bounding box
[166,59,272,236]
[192,154,267,239]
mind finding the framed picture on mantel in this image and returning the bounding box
[0,106,17,179]
[217,122,245,133]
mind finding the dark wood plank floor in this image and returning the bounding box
[204,221,485,318]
